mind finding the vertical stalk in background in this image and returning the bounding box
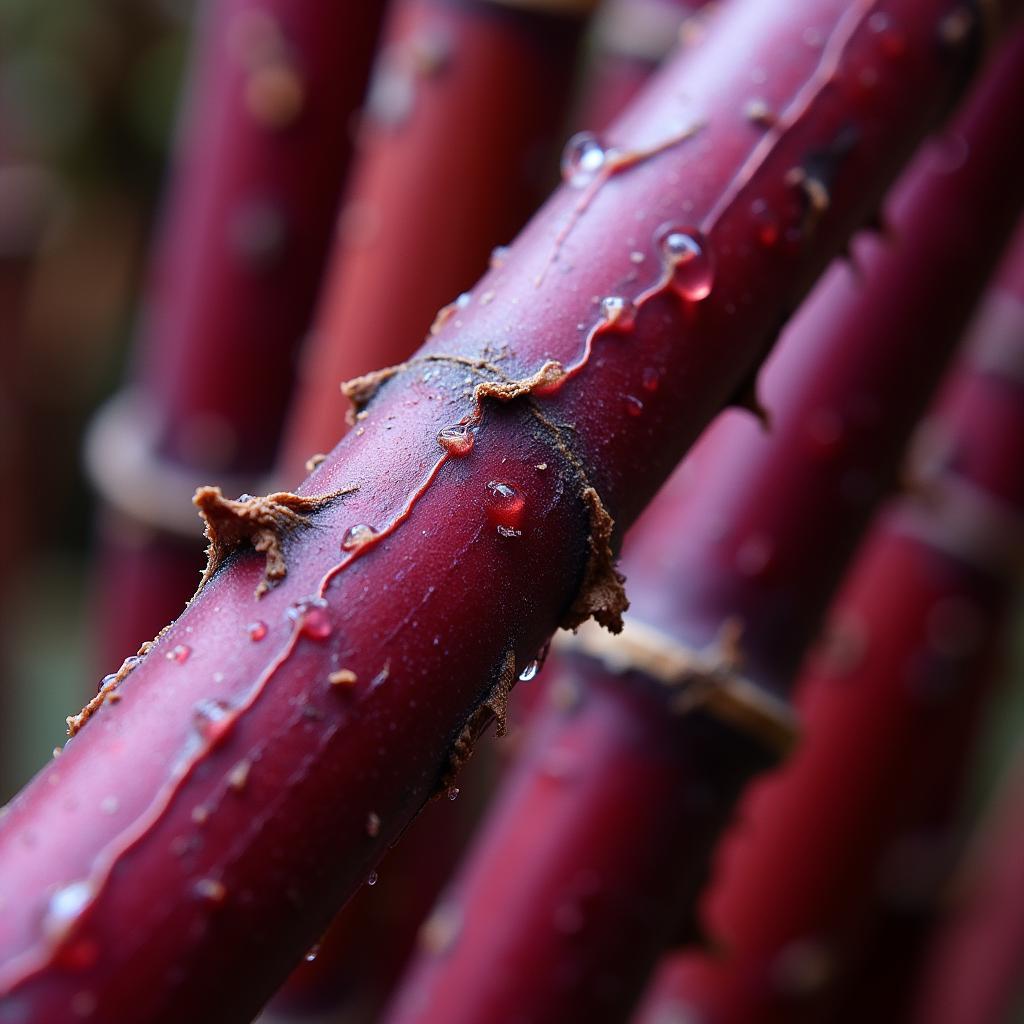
[278,0,595,482]
[910,750,1024,1024]
[633,218,1024,1024]
[574,0,705,132]
[86,0,387,667]
[379,33,1024,1024]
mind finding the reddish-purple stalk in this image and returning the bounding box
[0,3,1009,1021]
[270,2,594,1013]
[633,215,1024,1024]
[278,0,594,482]
[378,34,1024,1024]
[87,0,387,666]
[910,751,1024,1024]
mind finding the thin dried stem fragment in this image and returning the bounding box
[560,619,798,755]
[194,485,356,596]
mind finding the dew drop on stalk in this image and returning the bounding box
[96,672,116,694]
[624,395,644,417]
[193,878,227,904]
[485,481,526,537]
[561,131,607,187]
[447,787,460,802]
[367,871,379,886]
[193,699,234,746]
[342,523,377,552]
[247,621,267,642]
[489,244,510,269]
[43,880,94,941]
[518,661,539,682]
[305,944,321,963]
[288,596,332,640]
[658,226,714,301]
[600,295,636,330]
[437,424,475,457]
[166,644,191,664]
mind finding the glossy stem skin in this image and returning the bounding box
[910,754,1024,1024]
[0,3,1008,1022]
[633,224,1024,1024]
[278,0,592,481]
[270,1,592,1011]
[91,0,386,665]
[378,33,1024,1024]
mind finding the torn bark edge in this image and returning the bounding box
[193,484,358,598]
[560,486,627,633]
[341,353,627,634]
[339,353,511,425]
[66,639,161,738]
[438,649,516,793]
[556,618,800,758]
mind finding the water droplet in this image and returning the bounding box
[437,424,475,457]
[305,943,321,963]
[247,621,267,642]
[287,597,332,639]
[447,787,460,802]
[193,878,227,904]
[658,226,714,301]
[193,699,234,746]
[366,812,381,837]
[624,395,644,417]
[490,245,510,269]
[641,367,660,392]
[518,661,539,682]
[166,644,191,664]
[342,523,377,552]
[485,481,526,538]
[367,870,379,886]
[43,881,94,941]
[599,295,636,330]
[96,672,116,694]
[561,131,607,187]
